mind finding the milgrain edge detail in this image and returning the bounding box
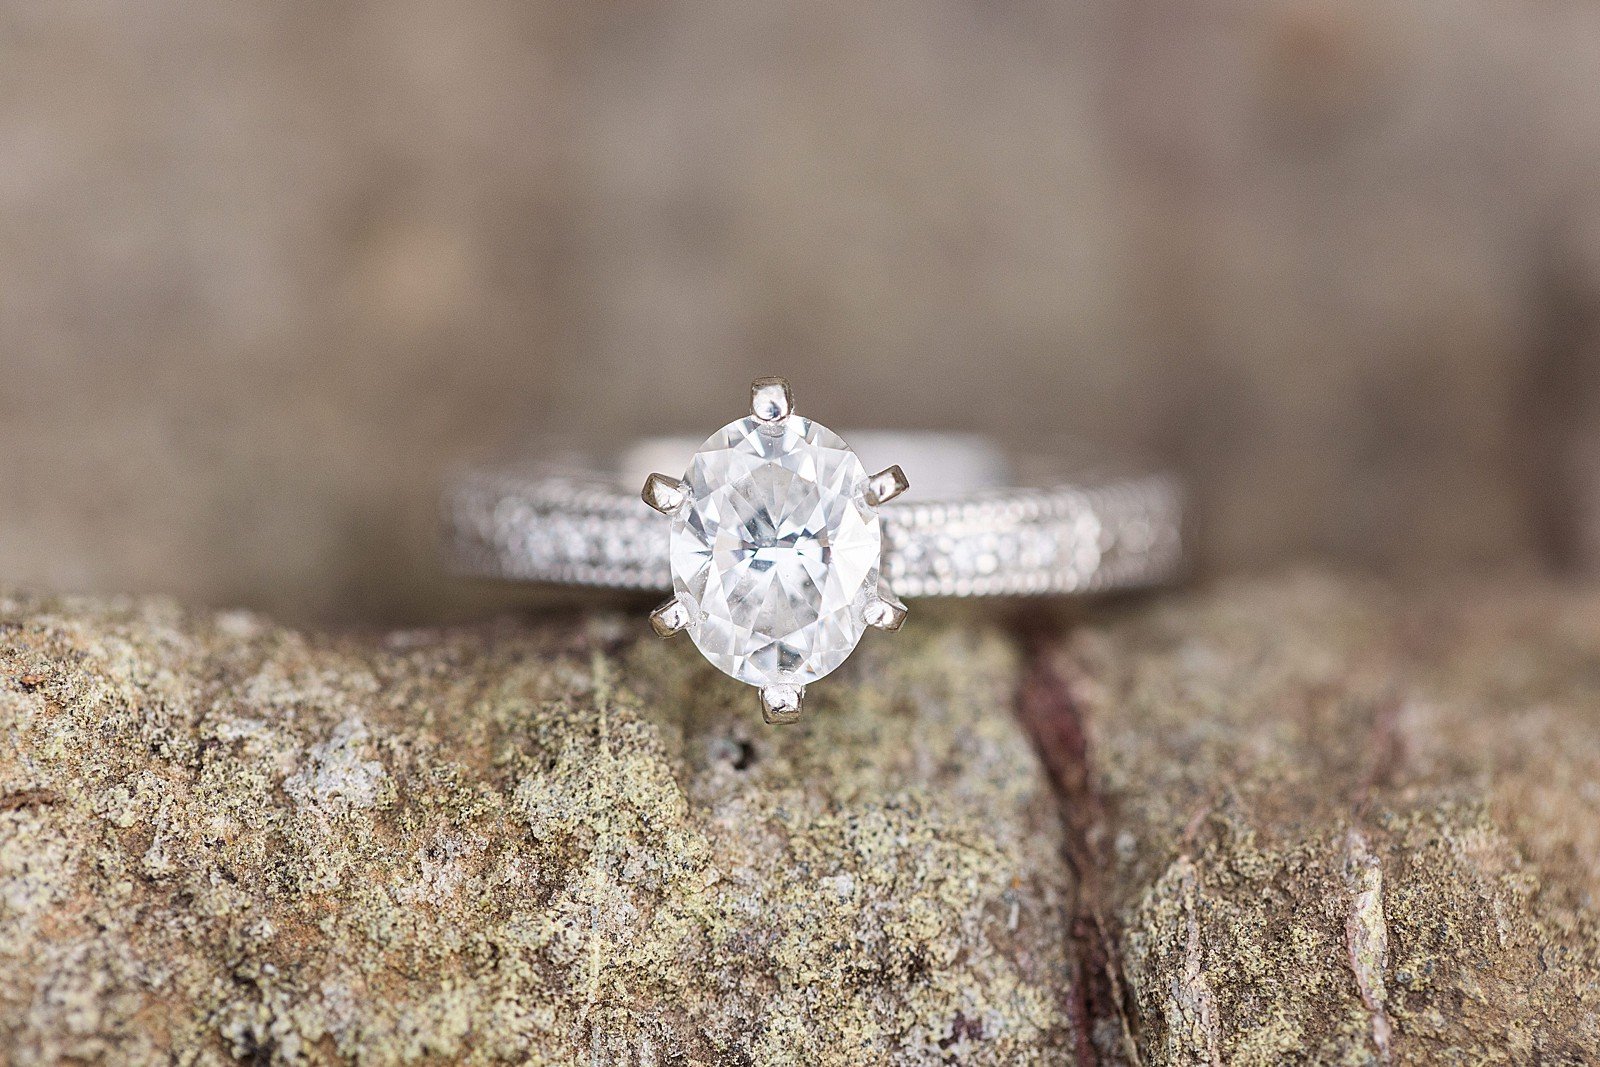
[443,468,1183,599]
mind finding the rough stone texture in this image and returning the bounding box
[0,595,1072,1065]
[6,2,1600,621]
[7,576,1600,1064]
[1043,575,1600,1063]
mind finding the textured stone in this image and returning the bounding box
[0,594,1072,1065]
[1039,575,1600,1063]
[7,576,1600,1064]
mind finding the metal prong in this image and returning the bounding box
[641,473,686,515]
[760,683,804,724]
[750,377,793,424]
[864,465,909,507]
[863,590,908,631]
[649,596,692,637]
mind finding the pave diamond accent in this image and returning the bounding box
[668,416,882,687]
[445,451,1182,597]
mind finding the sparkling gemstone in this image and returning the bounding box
[669,415,882,687]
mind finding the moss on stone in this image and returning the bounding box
[7,576,1600,1063]
[0,595,1072,1065]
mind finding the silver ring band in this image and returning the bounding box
[444,433,1184,598]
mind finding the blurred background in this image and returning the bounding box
[4,2,1599,623]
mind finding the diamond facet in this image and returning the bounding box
[669,415,882,687]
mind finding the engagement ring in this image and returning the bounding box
[445,377,1183,723]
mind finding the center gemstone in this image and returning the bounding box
[669,415,883,687]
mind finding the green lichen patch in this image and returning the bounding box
[0,596,1073,1065]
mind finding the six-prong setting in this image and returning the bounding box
[749,376,793,425]
[648,596,692,638]
[642,377,911,724]
[862,588,909,632]
[865,465,909,507]
[640,472,686,515]
[759,683,805,725]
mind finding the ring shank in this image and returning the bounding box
[444,433,1183,598]
[621,433,1014,499]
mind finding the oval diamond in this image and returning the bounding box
[669,415,882,687]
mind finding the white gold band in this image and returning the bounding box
[444,434,1184,598]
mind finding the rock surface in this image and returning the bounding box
[0,595,1071,1065]
[1029,575,1600,1063]
[5,575,1600,1064]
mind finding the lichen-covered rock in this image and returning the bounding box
[1049,575,1600,1064]
[0,595,1074,1065]
[8,576,1600,1065]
